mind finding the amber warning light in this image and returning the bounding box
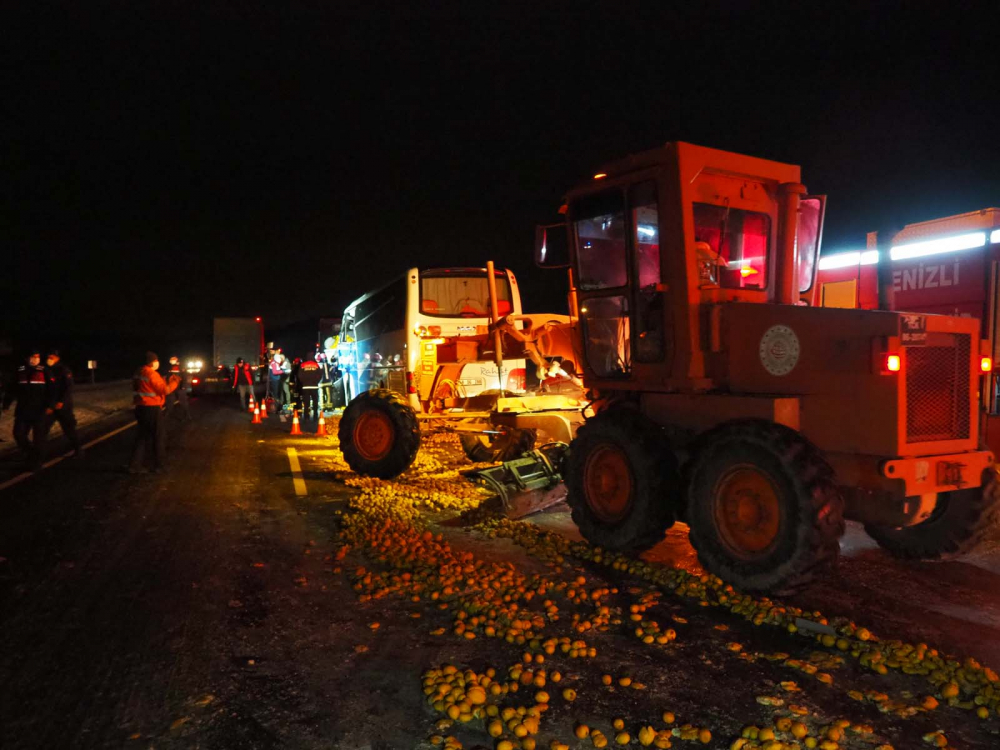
[883,354,901,374]
[981,356,993,373]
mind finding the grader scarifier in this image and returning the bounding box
[339,141,1000,594]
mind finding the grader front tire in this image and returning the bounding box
[686,420,844,594]
[338,389,421,479]
[565,409,678,552]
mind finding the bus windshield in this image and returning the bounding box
[420,271,513,318]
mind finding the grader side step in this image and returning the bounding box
[462,446,569,519]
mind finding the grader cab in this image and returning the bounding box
[536,141,998,592]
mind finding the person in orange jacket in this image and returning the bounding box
[127,351,180,474]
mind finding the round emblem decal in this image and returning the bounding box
[758,325,800,376]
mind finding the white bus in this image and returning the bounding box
[338,267,528,410]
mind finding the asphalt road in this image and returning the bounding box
[0,399,360,749]
[1,398,998,749]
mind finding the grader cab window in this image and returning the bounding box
[631,181,664,362]
[580,295,631,378]
[574,190,627,290]
[693,203,771,290]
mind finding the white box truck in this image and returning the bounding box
[192,317,265,395]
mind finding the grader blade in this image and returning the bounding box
[462,447,568,519]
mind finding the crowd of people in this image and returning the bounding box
[0,348,192,474]
[0,341,343,476]
[234,343,342,418]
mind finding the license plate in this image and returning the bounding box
[901,314,927,345]
[936,460,966,487]
[458,378,483,387]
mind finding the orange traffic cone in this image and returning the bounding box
[259,399,268,418]
[248,394,256,413]
[290,410,303,436]
[315,414,327,437]
[252,405,261,424]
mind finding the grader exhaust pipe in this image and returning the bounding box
[486,260,505,385]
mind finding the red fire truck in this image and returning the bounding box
[814,208,1000,446]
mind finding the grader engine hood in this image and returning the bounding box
[714,303,983,457]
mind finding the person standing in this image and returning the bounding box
[268,352,290,410]
[128,351,179,474]
[232,357,256,409]
[165,356,190,420]
[318,351,334,412]
[44,349,84,458]
[7,348,49,471]
[296,355,322,419]
[278,351,292,412]
[289,357,303,412]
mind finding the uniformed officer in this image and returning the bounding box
[296,355,323,418]
[165,356,190,420]
[8,348,49,471]
[44,349,84,458]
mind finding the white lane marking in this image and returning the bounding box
[286,447,307,496]
[0,471,31,492]
[0,420,137,492]
[80,420,136,450]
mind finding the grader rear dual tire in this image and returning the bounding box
[338,389,421,479]
[565,409,678,552]
[686,420,845,594]
[864,466,1000,559]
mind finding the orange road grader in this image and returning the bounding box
[338,141,999,594]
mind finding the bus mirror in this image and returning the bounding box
[535,223,570,268]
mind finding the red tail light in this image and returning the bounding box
[883,353,901,373]
[506,367,526,392]
[191,378,200,384]
[405,371,417,394]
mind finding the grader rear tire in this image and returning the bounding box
[864,466,1000,559]
[565,409,678,552]
[686,420,844,594]
[338,389,420,479]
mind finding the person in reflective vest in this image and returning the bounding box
[128,351,180,474]
[6,348,49,471]
[44,349,83,458]
[232,357,255,409]
[165,356,190,420]
[296,356,322,419]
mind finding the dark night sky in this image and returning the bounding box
[4,2,999,366]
